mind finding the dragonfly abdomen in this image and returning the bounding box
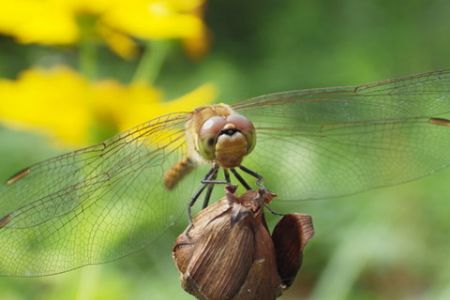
[164,157,195,189]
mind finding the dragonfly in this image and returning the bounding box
[1,69,450,276]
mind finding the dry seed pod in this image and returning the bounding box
[173,187,314,300]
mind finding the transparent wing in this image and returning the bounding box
[0,112,208,276]
[233,69,450,201]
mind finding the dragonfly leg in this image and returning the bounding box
[264,204,285,217]
[230,168,251,190]
[202,168,218,209]
[239,165,265,187]
[201,167,227,185]
[223,169,231,185]
[188,165,219,226]
[201,179,227,184]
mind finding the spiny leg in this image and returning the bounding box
[188,165,219,225]
[202,168,218,209]
[239,165,264,187]
[238,166,283,215]
[200,168,251,210]
[230,168,251,190]
[223,168,231,185]
[264,204,285,217]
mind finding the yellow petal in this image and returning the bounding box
[103,0,204,40]
[0,1,78,44]
[53,0,110,14]
[98,25,139,60]
[118,83,216,130]
[0,67,91,146]
[183,26,210,60]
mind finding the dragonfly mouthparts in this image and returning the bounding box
[220,128,240,136]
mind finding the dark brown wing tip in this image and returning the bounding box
[429,117,450,127]
[6,167,31,185]
[0,213,12,229]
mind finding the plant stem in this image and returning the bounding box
[79,40,97,80]
[132,40,170,84]
[76,266,100,300]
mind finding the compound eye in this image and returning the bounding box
[199,116,227,140]
[198,116,227,160]
[226,114,255,133]
[226,113,256,153]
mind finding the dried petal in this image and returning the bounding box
[272,214,314,288]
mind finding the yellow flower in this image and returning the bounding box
[0,0,207,58]
[0,67,216,147]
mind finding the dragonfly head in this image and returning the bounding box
[198,113,256,168]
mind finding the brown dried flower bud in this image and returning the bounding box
[172,187,314,300]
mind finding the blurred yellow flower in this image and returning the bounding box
[0,0,207,58]
[0,67,216,147]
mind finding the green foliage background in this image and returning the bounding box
[2,0,450,299]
